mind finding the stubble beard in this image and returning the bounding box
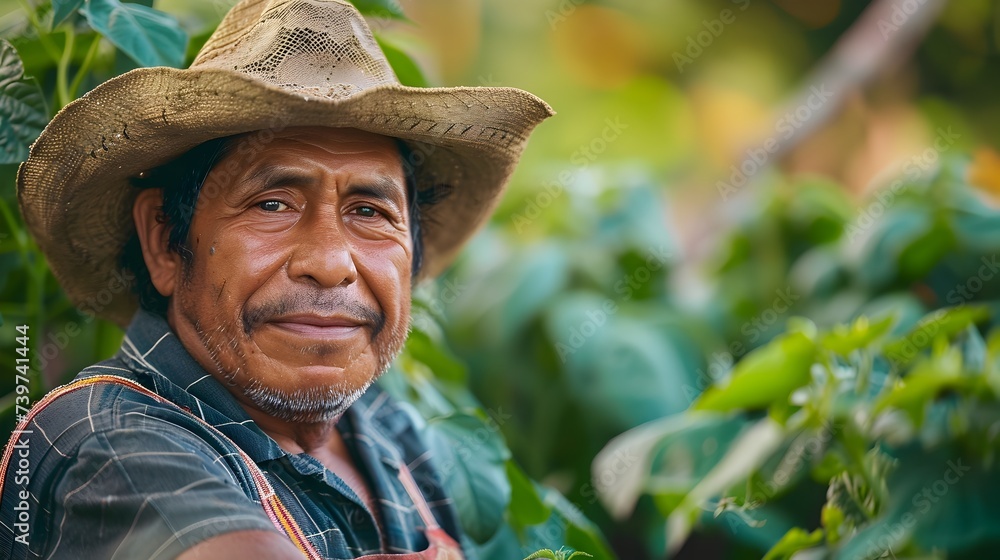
[179,288,412,425]
[236,318,410,423]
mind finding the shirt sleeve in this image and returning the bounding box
[43,418,280,560]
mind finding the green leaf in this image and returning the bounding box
[762,528,824,560]
[424,412,511,543]
[822,503,846,545]
[517,515,570,558]
[562,537,600,560]
[824,450,894,544]
[961,324,988,374]
[854,207,929,288]
[694,332,817,412]
[554,308,695,428]
[821,315,895,356]
[0,40,47,165]
[523,550,557,560]
[350,0,407,20]
[882,305,991,367]
[52,0,85,28]
[465,524,524,560]
[593,412,745,519]
[80,0,188,68]
[538,487,614,560]
[501,243,569,339]
[896,217,956,281]
[184,26,215,66]
[666,418,786,555]
[404,329,466,383]
[375,36,427,87]
[873,346,973,425]
[506,461,550,526]
[835,447,1000,560]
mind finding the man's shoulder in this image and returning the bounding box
[4,356,230,475]
[27,357,175,435]
[0,360,275,559]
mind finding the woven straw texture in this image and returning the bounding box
[17,0,553,327]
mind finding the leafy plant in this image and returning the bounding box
[524,547,594,560]
[598,305,1000,558]
[0,39,47,164]
[592,158,1000,558]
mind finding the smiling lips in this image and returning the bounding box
[267,313,369,340]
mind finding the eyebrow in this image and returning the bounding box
[228,164,405,208]
[343,176,407,209]
[231,165,318,200]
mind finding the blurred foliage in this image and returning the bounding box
[5,0,1000,558]
[599,290,1000,558]
[437,153,1000,557]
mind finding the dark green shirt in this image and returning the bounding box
[0,310,464,559]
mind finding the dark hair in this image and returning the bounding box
[120,134,441,317]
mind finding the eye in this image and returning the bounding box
[258,200,289,212]
[354,205,379,218]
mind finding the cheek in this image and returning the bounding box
[186,227,291,312]
[223,226,292,273]
[360,241,412,318]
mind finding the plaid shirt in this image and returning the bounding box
[0,310,464,559]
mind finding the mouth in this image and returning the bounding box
[266,314,369,340]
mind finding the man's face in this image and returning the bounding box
[165,127,412,423]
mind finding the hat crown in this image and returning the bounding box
[192,0,399,99]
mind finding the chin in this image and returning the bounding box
[240,376,376,423]
[225,320,408,422]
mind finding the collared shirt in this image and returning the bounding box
[0,310,465,559]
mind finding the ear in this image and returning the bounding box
[132,189,182,298]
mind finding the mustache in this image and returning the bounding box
[241,292,385,338]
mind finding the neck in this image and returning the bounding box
[242,405,344,456]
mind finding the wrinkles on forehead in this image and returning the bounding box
[204,128,407,210]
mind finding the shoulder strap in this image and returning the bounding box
[396,463,441,531]
[0,375,322,560]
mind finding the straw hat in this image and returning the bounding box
[17,0,553,327]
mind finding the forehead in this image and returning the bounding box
[200,127,407,206]
[232,126,402,164]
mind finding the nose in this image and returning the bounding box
[286,212,358,288]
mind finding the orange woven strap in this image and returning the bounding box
[0,375,322,560]
[391,464,465,559]
[396,463,440,530]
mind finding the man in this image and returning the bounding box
[0,0,551,558]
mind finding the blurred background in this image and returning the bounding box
[4,0,1000,558]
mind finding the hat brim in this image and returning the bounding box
[17,67,553,327]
